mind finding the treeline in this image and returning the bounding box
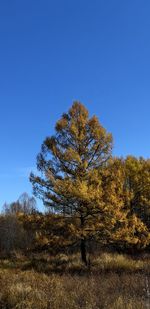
[0,193,38,254]
[1,102,150,264]
[0,160,150,258]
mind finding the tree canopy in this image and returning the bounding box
[30,102,150,263]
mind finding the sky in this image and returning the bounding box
[0,0,150,211]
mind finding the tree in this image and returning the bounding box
[124,156,150,229]
[0,214,28,254]
[1,193,37,255]
[30,103,150,260]
[31,101,132,264]
[3,193,37,215]
[106,157,150,251]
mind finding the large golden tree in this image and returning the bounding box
[30,102,150,263]
[30,102,115,263]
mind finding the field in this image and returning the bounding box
[0,252,150,309]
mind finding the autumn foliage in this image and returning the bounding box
[27,102,150,264]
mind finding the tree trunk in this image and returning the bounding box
[81,238,87,265]
[80,214,88,265]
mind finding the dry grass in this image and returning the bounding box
[93,252,149,273]
[0,252,149,309]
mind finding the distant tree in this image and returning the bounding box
[3,193,37,215]
[0,214,28,254]
[124,156,150,229]
[1,193,38,255]
[18,193,37,214]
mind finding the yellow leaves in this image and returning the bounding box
[69,101,89,120]
[35,232,49,246]
[88,116,103,137]
[68,223,77,235]
[54,175,103,206]
[67,103,89,141]
[70,120,79,138]
[110,218,116,225]
[55,117,68,131]
[112,212,150,249]
[30,102,150,253]
[63,148,81,163]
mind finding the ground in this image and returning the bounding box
[0,252,150,309]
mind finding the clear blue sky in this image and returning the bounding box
[1,0,150,210]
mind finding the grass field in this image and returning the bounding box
[0,252,150,309]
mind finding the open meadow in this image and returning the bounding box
[0,252,150,309]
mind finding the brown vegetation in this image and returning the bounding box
[0,252,149,309]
